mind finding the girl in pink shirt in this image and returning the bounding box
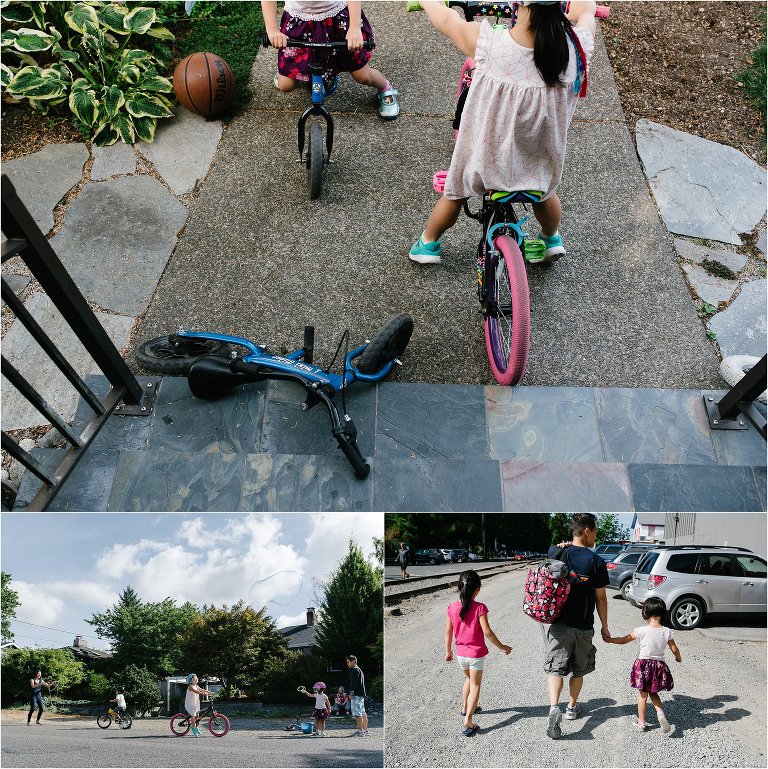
[445,570,512,736]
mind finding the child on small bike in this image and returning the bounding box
[261,1,400,118]
[185,674,214,737]
[409,0,596,265]
[606,596,682,736]
[445,570,511,736]
[110,688,127,719]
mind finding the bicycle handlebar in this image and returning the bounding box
[408,2,610,19]
[261,34,374,50]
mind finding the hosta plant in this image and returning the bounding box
[1,1,177,145]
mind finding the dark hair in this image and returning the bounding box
[642,597,667,621]
[528,3,571,88]
[457,570,482,621]
[572,513,597,536]
[346,655,357,664]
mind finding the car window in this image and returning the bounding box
[618,553,641,565]
[735,555,767,579]
[667,553,698,574]
[636,552,659,574]
[698,554,736,577]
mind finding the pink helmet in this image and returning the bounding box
[313,681,326,691]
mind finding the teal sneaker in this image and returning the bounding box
[539,231,566,262]
[409,235,442,264]
[378,87,400,120]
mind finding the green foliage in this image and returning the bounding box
[1,572,20,641]
[175,0,265,115]
[313,540,382,675]
[697,302,718,319]
[87,586,199,677]
[1,1,175,144]
[180,600,288,697]
[116,664,161,716]
[257,651,331,704]
[548,513,574,545]
[367,675,383,702]
[0,647,86,706]
[85,671,112,700]
[738,40,767,128]
[595,514,625,544]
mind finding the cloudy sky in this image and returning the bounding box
[1,513,382,651]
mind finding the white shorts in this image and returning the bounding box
[457,655,486,671]
[351,695,366,717]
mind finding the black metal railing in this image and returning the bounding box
[1,174,152,510]
[704,354,767,440]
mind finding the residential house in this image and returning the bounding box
[279,607,318,656]
[630,513,665,542]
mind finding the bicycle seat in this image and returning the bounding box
[489,190,543,204]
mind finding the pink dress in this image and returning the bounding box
[447,600,489,658]
[444,21,594,201]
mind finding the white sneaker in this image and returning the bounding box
[546,707,562,739]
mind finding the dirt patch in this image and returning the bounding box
[1,103,83,162]
[602,0,766,165]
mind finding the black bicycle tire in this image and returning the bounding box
[135,336,230,375]
[355,314,414,374]
[96,713,111,729]
[118,713,133,730]
[308,123,323,200]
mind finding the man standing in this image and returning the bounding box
[396,543,411,580]
[346,654,368,736]
[543,513,610,739]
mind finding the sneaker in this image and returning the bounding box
[658,714,675,736]
[539,231,566,262]
[378,87,400,120]
[324,74,340,98]
[363,729,369,735]
[564,704,581,720]
[546,706,562,739]
[633,719,648,732]
[409,236,442,265]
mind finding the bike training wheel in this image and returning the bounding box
[207,713,230,737]
[355,314,414,374]
[170,713,191,736]
[307,122,323,200]
[118,713,133,730]
[135,335,230,376]
[484,234,530,386]
[96,714,112,729]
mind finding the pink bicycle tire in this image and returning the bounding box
[170,713,190,736]
[207,712,230,737]
[484,235,530,385]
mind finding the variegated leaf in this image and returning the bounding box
[123,6,155,35]
[1,30,18,49]
[6,65,45,94]
[52,42,80,62]
[0,61,13,88]
[20,76,65,99]
[69,83,98,126]
[145,24,174,41]
[72,76,91,91]
[132,114,156,143]
[111,111,135,143]
[30,2,46,28]
[97,4,128,34]
[1,4,34,23]
[64,3,99,34]
[119,64,140,84]
[50,61,72,83]
[125,92,173,118]
[121,48,150,68]
[137,71,172,92]
[102,84,124,118]
[12,28,54,52]
[93,121,119,146]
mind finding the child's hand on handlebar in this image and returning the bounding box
[346,27,364,51]
[267,30,288,48]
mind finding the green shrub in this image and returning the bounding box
[1,1,176,144]
[85,671,112,700]
[257,652,332,704]
[738,41,767,127]
[367,675,383,703]
[116,664,161,716]
[0,647,86,706]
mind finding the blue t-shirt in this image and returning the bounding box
[547,545,609,630]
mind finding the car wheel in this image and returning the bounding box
[429,558,436,565]
[620,581,632,601]
[669,596,705,630]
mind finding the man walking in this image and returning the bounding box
[346,655,368,736]
[396,543,411,579]
[543,513,610,739]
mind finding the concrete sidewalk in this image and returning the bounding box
[134,3,720,389]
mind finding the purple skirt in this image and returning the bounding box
[313,707,329,722]
[278,6,375,88]
[630,658,674,693]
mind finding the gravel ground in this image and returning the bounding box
[0,712,383,768]
[384,569,766,768]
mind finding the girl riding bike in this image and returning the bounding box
[409,0,596,265]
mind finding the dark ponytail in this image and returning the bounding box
[528,4,571,88]
[457,570,482,621]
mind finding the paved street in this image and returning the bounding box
[385,560,510,582]
[384,569,766,768]
[0,713,383,768]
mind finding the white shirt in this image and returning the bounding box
[314,693,327,709]
[115,694,127,709]
[284,2,347,21]
[635,625,673,661]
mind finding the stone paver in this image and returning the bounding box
[90,143,136,180]
[636,119,767,245]
[757,228,767,258]
[707,279,767,358]
[674,238,748,274]
[49,175,188,315]
[2,143,88,233]
[682,263,739,306]
[1,293,133,431]
[2,274,31,296]
[137,107,223,195]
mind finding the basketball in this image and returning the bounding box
[173,52,235,116]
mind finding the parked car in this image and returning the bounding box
[468,552,479,561]
[625,546,767,630]
[594,543,627,562]
[440,548,469,563]
[412,548,445,565]
[512,551,527,561]
[606,550,646,600]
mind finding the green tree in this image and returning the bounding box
[87,586,199,676]
[548,514,574,545]
[1,571,19,641]
[85,671,112,700]
[179,600,288,698]
[0,647,85,706]
[596,514,624,543]
[313,539,382,675]
[117,664,161,716]
[256,651,331,704]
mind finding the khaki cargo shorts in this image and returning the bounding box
[542,623,597,678]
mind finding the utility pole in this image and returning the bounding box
[481,513,487,561]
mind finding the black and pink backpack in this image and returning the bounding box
[523,549,575,624]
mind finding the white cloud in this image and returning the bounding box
[94,539,166,577]
[12,580,65,625]
[274,611,310,629]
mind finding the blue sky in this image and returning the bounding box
[1,513,382,651]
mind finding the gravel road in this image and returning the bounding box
[0,713,383,768]
[384,569,766,768]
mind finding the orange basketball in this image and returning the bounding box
[173,52,235,116]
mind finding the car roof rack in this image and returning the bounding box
[645,545,753,553]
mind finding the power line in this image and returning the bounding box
[12,620,102,640]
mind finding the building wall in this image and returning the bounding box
[663,513,767,557]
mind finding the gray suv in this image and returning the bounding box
[606,550,646,599]
[625,546,767,630]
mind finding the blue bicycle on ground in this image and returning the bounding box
[135,316,413,478]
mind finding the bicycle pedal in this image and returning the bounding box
[394,358,403,366]
[523,238,547,263]
[433,171,448,193]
